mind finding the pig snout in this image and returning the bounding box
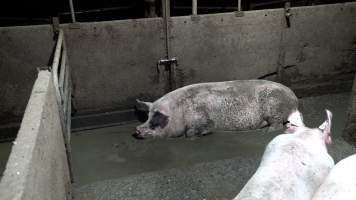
[133,125,155,139]
[132,128,145,139]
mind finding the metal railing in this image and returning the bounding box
[190,0,242,16]
[52,29,73,182]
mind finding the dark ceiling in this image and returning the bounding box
[0,0,353,26]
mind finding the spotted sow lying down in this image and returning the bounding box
[234,110,335,200]
[134,80,298,139]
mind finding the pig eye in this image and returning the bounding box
[149,111,169,129]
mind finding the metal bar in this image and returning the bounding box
[52,30,63,72]
[162,0,171,58]
[192,0,197,15]
[51,29,74,183]
[59,47,67,96]
[64,53,74,183]
[250,0,286,8]
[69,0,76,23]
[63,65,69,116]
[62,48,69,117]
[67,80,72,143]
[59,6,130,16]
[238,0,242,11]
[66,82,74,183]
[161,0,178,90]
[174,6,237,10]
[52,30,64,106]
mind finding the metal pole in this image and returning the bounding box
[238,0,242,12]
[162,0,170,59]
[192,0,197,15]
[69,0,76,23]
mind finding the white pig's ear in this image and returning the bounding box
[287,110,305,127]
[135,99,153,112]
[319,109,332,144]
[286,110,305,134]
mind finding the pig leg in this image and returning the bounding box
[262,94,292,132]
[266,116,284,132]
[186,128,212,137]
[185,118,214,137]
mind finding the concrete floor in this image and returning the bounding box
[0,142,12,178]
[71,93,356,199]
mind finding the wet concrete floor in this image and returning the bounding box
[72,93,356,200]
[0,142,12,178]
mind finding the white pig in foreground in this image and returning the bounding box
[233,110,335,200]
[312,154,356,200]
[134,80,298,139]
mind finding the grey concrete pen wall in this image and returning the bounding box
[0,71,71,200]
[0,2,355,126]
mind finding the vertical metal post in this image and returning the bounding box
[160,0,177,90]
[69,0,76,23]
[276,9,289,85]
[235,0,244,17]
[162,0,171,59]
[343,73,356,145]
[284,1,292,28]
[192,0,197,16]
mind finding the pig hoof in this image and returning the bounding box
[267,123,284,132]
[132,133,145,140]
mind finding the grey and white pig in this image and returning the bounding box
[134,80,298,139]
[233,110,335,200]
[312,154,356,200]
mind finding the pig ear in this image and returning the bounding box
[319,109,332,144]
[135,99,152,112]
[286,110,305,134]
[287,110,305,127]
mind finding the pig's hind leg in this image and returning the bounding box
[184,119,214,137]
[185,128,212,138]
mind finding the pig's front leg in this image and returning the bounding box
[184,120,214,137]
[267,122,284,132]
[185,128,212,137]
[265,115,284,132]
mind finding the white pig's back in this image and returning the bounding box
[234,134,333,200]
[312,154,356,200]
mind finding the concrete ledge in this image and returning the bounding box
[0,71,71,200]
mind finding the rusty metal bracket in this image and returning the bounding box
[68,22,80,29]
[191,15,200,21]
[235,0,244,17]
[235,11,244,17]
[157,57,178,90]
[157,57,178,72]
[52,17,60,36]
[284,1,292,28]
[37,66,51,72]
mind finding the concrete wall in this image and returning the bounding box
[284,3,356,87]
[63,18,167,114]
[0,25,55,125]
[0,3,355,127]
[0,71,71,200]
[171,9,283,85]
[171,3,356,88]
[65,2,356,114]
[343,73,356,145]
